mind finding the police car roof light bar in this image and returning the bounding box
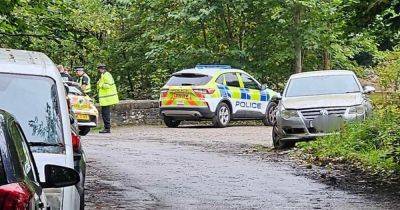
[195,64,232,69]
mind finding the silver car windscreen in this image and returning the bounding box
[0,73,64,150]
[285,75,361,97]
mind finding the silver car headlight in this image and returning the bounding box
[45,188,63,210]
[348,105,365,115]
[281,109,299,120]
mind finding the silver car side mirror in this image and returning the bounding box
[363,86,376,94]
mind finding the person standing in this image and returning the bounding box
[57,65,73,82]
[97,64,119,133]
[75,66,92,94]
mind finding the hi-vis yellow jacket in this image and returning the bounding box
[97,71,119,106]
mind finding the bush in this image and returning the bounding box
[299,107,400,176]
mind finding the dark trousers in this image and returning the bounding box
[101,106,111,130]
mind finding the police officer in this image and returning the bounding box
[97,64,119,133]
[57,65,73,82]
[75,66,92,94]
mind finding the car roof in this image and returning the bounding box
[174,65,246,77]
[290,70,356,79]
[0,48,59,78]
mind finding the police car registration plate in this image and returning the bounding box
[76,114,89,121]
[173,93,189,99]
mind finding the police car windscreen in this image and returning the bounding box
[285,75,361,97]
[166,74,211,86]
[0,74,64,147]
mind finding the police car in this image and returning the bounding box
[159,65,280,128]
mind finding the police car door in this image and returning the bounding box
[223,73,242,116]
[239,73,266,118]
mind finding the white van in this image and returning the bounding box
[0,48,82,209]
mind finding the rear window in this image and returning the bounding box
[0,74,63,146]
[166,74,211,86]
[68,85,83,96]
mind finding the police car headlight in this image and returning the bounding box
[348,105,365,115]
[281,110,299,120]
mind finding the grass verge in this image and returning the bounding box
[298,106,400,182]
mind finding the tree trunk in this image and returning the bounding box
[323,49,331,70]
[201,21,208,48]
[293,5,302,73]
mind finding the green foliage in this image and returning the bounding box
[0,0,399,99]
[299,108,400,176]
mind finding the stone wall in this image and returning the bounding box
[98,100,264,126]
[101,100,162,126]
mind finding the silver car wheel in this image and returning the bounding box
[219,106,230,125]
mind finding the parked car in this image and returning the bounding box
[0,48,86,209]
[159,65,280,128]
[0,109,79,210]
[273,70,375,149]
[65,81,98,136]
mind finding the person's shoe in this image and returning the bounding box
[99,129,111,134]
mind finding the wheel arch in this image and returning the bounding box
[219,99,232,113]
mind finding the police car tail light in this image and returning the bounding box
[193,88,215,95]
[160,89,169,98]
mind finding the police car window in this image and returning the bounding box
[225,73,240,87]
[241,74,260,90]
[0,74,64,150]
[166,74,211,86]
[216,75,224,85]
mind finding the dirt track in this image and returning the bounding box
[83,125,397,209]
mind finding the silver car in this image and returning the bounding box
[272,70,375,149]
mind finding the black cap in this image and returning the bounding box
[74,66,84,71]
[97,64,106,69]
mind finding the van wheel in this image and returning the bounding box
[163,117,181,128]
[263,101,278,126]
[212,102,231,128]
[272,124,295,149]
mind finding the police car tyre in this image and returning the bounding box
[163,117,181,128]
[79,126,91,136]
[272,125,295,149]
[213,102,231,128]
[263,101,278,126]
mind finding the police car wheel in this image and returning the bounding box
[263,102,278,126]
[272,124,295,149]
[163,117,181,128]
[213,102,231,128]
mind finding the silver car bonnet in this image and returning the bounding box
[282,93,363,109]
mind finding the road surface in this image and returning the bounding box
[83,125,394,209]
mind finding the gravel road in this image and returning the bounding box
[83,125,395,209]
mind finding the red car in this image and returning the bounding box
[0,109,79,209]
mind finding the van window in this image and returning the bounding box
[166,74,211,86]
[0,74,64,149]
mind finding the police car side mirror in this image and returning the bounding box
[271,94,282,102]
[261,84,268,91]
